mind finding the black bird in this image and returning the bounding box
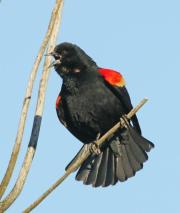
[51,42,154,187]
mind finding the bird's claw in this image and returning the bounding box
[89,143,101,155]
[88,133,101,155]
[120,114,129,128]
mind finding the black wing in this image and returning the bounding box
[105,83,142,135]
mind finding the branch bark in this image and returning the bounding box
[0,0,64,212]
[0,0,63,200]
[23,98,148,213]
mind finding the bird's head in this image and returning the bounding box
[48,42,97,78]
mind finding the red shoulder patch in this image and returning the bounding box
[56,95,62,109]
[98,68,125,87]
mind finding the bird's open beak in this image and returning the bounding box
[45,51,62,68]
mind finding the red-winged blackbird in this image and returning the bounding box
[51,42,154,187]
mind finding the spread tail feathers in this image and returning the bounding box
[66,125,154,187]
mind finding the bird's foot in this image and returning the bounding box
[88,133,101,155]
[89,143,101,155]
[120,114,130,128]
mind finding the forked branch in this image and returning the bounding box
[0,0,63,200]
[0,0,64,212]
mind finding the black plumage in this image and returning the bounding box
[52,42,154,187]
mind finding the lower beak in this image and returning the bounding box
[48,59,61,68]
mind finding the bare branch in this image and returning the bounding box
[0,1,64,212]
[23,98,148,213]
[0,0,63,200]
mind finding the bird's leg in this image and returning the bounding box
[88,133,101,155]
[66,133,101,171]
[65,144,90,172]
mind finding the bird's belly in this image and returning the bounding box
[65,90,124,143]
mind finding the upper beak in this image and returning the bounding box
[45,51,61,58]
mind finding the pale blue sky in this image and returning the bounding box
[0,0,180,212]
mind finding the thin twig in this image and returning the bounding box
[0,1,63,212]
[0,0,63,200]
[23,98,148,213]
